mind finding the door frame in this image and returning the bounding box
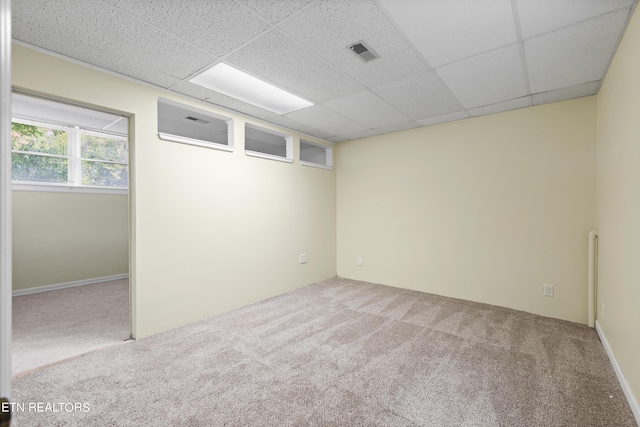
[1,0,13,403]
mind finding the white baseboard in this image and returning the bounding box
[12,273,129,297]
[596,320,640,425]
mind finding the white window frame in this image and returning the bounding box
[299,139,333,170]
[244,123,293,163]
[79,128,129,189]
[157,98,234,152]
[158,132,234,152]
[10,117,128,194]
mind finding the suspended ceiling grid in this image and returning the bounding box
[12,0,638,142]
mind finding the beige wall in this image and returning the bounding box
[12,44,337,338]
[10,16,638,412]
[337,97,596,324]
[596,5,640,413]
[12,191,128,291]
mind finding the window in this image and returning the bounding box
[245,123,292,163]
[80,131,128,187]
[11,119,128,190]
[11,92,129,192]
[157,98,233,151]
[300,139,333,169]
[11,121,69,183]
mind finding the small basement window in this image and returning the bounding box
[300,139,332,169]
[157,98,233,151]
[244,123,292,163]
[11,91,129,193]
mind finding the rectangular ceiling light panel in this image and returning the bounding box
[189,63,314,115]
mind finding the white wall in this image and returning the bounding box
[12,44,336,338]
[12,191,128,291]
[595,4,640,414]
[337,97,596,324]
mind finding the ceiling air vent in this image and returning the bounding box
[349,41,379,63]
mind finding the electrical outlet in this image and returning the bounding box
[602,303,605,319]
[299,253,307,264]
[543,284,554,297]
[357,256,363,267]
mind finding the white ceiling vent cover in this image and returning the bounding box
[349,41,379,63]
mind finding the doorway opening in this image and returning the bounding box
[9,91,131,375]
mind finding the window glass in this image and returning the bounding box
[300,139,332,169]
[11,122,69,183]
[81,161,128,187]
[12,153,68,183]
[11,93,129,191]
[244,123,292,162]
[157,98,232,150]
[245,126,287,157]
[80,133,128,188]
[11,122,67,155]
[81,133,128,163]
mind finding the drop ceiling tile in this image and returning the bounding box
[225,29,363,103]
[531,81,600,106]
[284,105,369,137]
[525,8,631,93]
[417,111,470,127]
[374,121,421,135]
[13,0,634,143]
[517,0,634,39]
[104,0,270,57]
[11,0,62,32]
[335,43,427,88]
[322,90,411,128]
[13,24,181,88]
[171,82,279,121]
[267,115,335,140]
[377,0,517,67]
[237,0,314,25]
[89,55,181,89]
[326,129,379,143]
[325,136,350,143]
[370,71,463,120]
[280,0,427,87]
[14,0,217,79]
[468,96,531,117]
[436,44,528,109]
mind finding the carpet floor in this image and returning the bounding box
[10,277,637,426]
[12,279,130,375]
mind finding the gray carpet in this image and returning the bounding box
[10,277,637,426]
[12,279,130,375]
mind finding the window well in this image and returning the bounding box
[244,123,292,163]
[300,139,332,169]
[157,98,233,151]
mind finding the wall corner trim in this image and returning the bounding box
[596,320,640,425]
[12,273,129,297]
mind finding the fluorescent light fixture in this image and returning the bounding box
[189,63,313,115]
